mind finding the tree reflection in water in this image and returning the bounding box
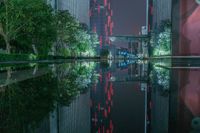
[0,62,97,133]
[150,63,170,96]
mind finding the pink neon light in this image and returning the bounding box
[98,4,100,14]
[104,0,107,6]
[93,26,97,33]
[99,36,102,47]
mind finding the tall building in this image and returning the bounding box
[90,0,114,48]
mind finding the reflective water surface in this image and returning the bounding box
[0,61,200,133]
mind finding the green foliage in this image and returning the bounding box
[55,10,79,45]
[0,74,57,133]
[0,0,98,58]
[159,19,171,32]
[56,62,97,105]
[14,0,57,54]
[150,20,172,56]
[52,10,98,57]
[100,49,109,57]
[0,62,97,132]
[150,62,170,96]
[0,0,56,54]
[73,30,98,56]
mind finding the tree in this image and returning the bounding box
[55,10,80,56]
[0,0,24,53]
[0,0,56,54]
[151,20,171,56]
[54,11,98,57]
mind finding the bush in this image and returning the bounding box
[150,20,172,56]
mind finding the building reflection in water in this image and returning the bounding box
[91,71,114,133]
[91,61,147,133]
[1,61,200,133]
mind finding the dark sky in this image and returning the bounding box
[111,0,146,35]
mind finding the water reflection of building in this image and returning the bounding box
[59,91,91,133]
[91,71,114,133]
[147,65,171,133]
[150,84,169,133]
[91,63,147,133]
[34,91,91,133]
[148,65,200,133]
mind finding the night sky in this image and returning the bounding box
[111,0,147,35]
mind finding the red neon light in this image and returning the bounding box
[110,120,113,131]
[109,40,111,45]
[110,83,113,95]
[98,4,100,14]
[106,100,108,105]
[105,24,108,32]
[108,90,111,101]
[99,36,103,47]
[104,109,108,118]
[108,3,111,10]
[107,16,111,27]
[93,26,97,32]
[108,106,111,113]
[104,0,107,6]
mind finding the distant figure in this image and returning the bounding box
[182,5,200,55]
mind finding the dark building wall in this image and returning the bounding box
[112,82,145,133]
